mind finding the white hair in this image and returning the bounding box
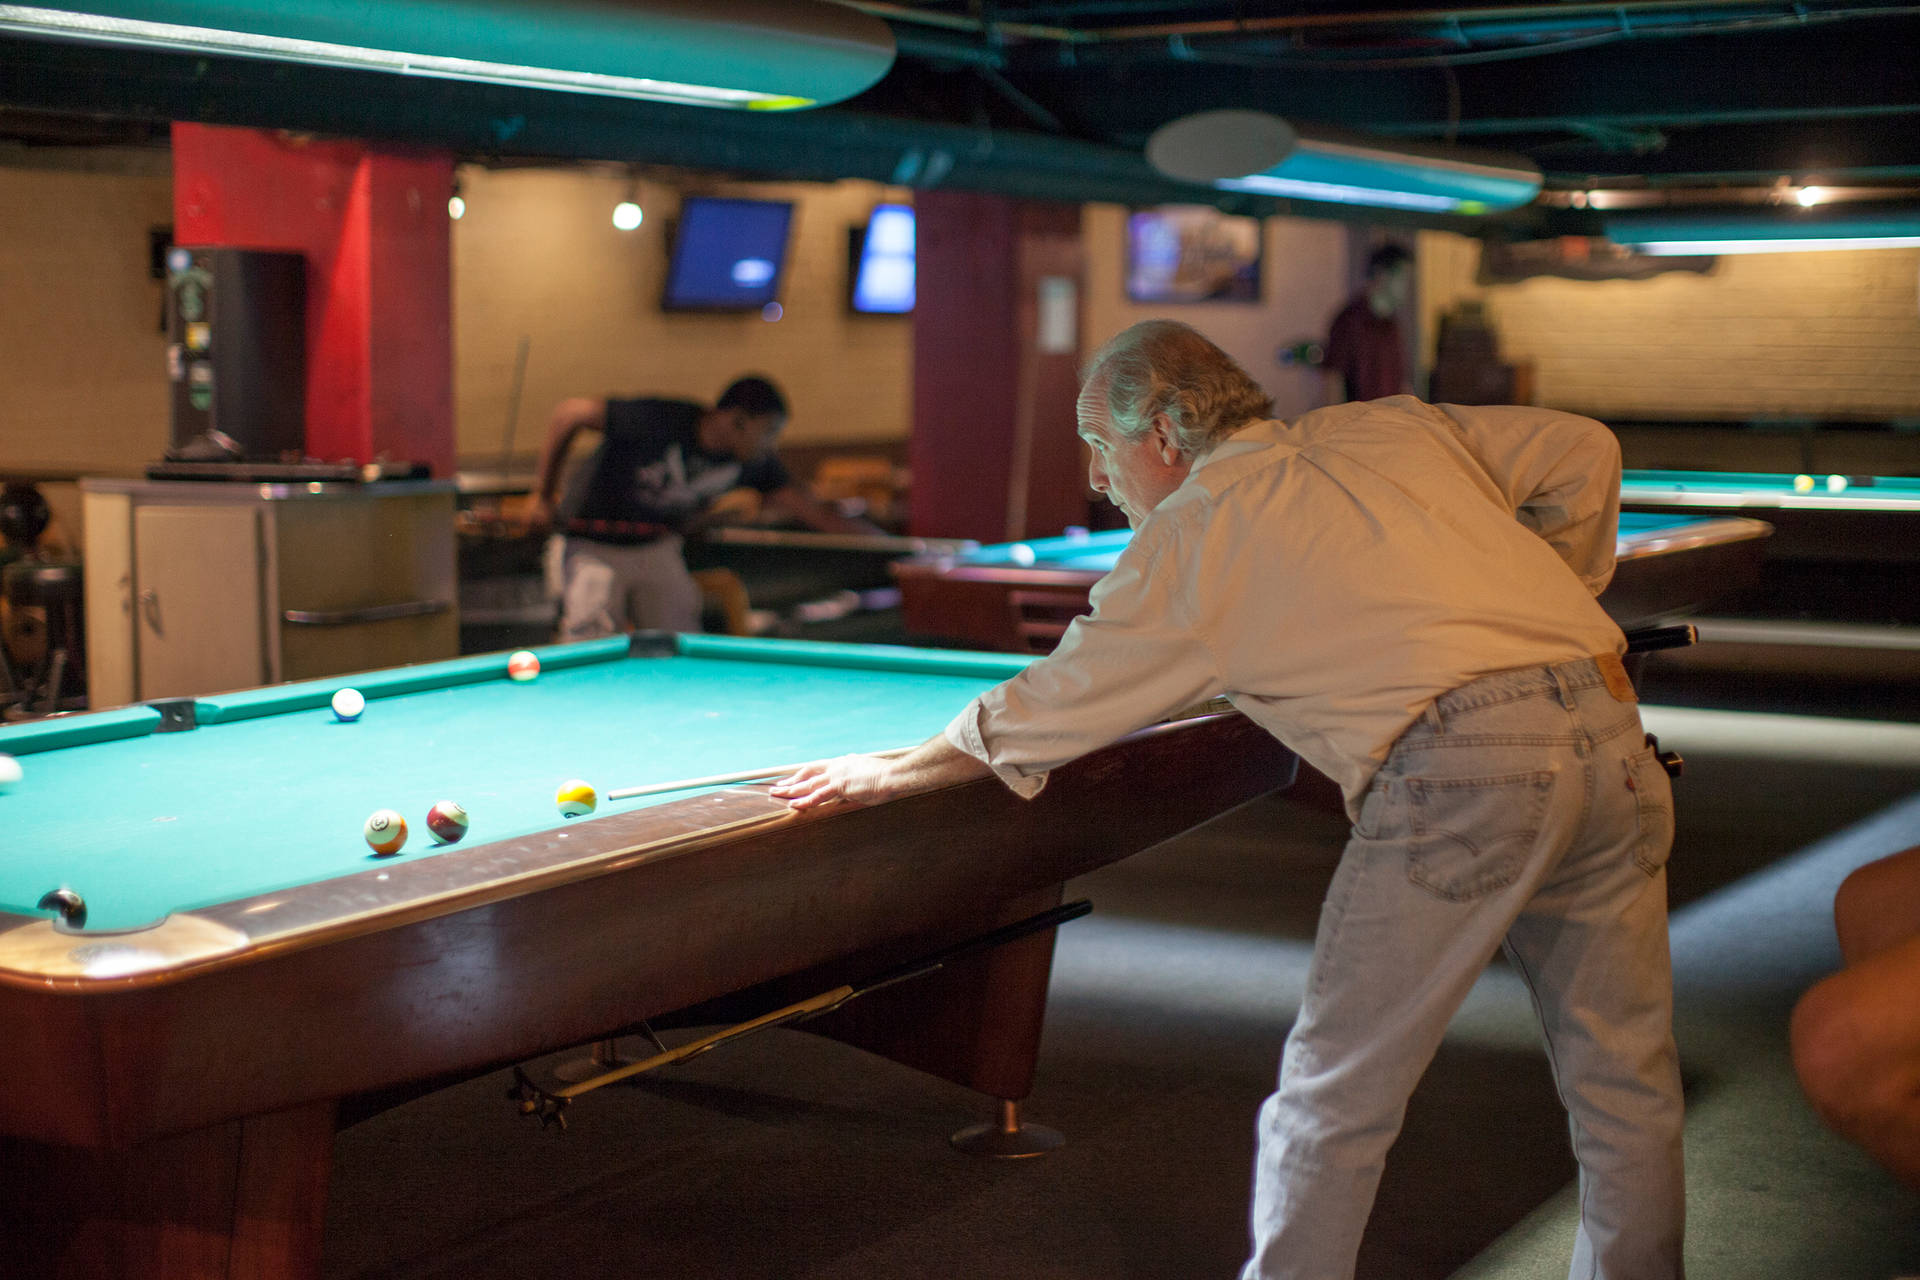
[1081,320,1274,454]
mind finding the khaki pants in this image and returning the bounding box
[545,534,701,639]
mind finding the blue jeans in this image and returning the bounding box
[1244,657,1686,1280]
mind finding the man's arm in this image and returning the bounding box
[770,733,990,810]
[1439,404,1623,595]
[525,397,607,527]
[760,483,886,535]
[772,520,1221,812]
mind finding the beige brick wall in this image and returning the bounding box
[1083,206,1351,420]
[0,159,175,477]
[452,167,915,457]
[1417,231,1920,421]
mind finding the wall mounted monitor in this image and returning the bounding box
[849,203,916,314]
[1124,205,1263,304]
[662,196,795,311]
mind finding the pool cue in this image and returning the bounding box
[511,900,1094,1125]
[497,335,530,488]
[607,746,918,801]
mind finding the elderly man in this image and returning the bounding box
[773,319,1684,1280]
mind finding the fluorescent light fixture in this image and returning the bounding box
[1607,206,1920,255]
[0,0,895,109]
[1147,110,1541,214]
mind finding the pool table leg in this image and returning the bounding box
[803,887,1066,1124]
[2,1099,335,1280]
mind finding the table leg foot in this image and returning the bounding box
[950,1098,1064,1159]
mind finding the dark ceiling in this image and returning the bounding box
[3,0,1918,235]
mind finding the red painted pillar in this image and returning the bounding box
[910,192,1087,542]
[171,125,455,475]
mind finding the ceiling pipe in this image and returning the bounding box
[847,0,1918,43]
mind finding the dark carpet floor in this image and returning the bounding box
[322,702,1920,1280]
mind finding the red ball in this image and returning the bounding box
[507,650,540,682]
[426,800,470,845]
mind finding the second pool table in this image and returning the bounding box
[894,512,1774,653]
[0,633,1297,1279]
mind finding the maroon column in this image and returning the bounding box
[911,192,1088,542]
[172,124,455,475]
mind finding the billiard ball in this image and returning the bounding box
[1793,474,1816,493]
[425,800,470,845]
[1826,474,1848,493]
[331,688,366,722]
[0,754,20,792]
[363,808,408,855]
[555,779,597,818]
[507,650,541,682]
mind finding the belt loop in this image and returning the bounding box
[1549,662,1576,710]
[1423,701,1444,732]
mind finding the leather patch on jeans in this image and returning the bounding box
[1597,651,1636,703]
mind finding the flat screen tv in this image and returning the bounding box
[848,203,915,314]
[662,196,795,311]
[1125,205,1263,304]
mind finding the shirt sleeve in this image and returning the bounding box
[943,520,1224,798]
[1436,404,1623,595]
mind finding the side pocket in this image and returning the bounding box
[1405,770,1556,902]
[1625,741,1675,876]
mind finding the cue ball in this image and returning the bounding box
[555,779,598,818]
[0,754,20,792]
[363,808,408,855]
[507,650,541,682]
[1793,474,1815,493]
[331,688,366,722]
[1826,474,1848,493]
[426,800,470,844]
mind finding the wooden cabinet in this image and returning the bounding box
[82,480,457,706]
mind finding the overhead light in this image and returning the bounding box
[1796,186,1826,207]
[1147,110,1542,215]
[612,177,643,231]
[0,1,895,110]
[1606,206,1920,255]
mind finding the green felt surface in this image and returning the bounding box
[1622,468,1920,506]
[0,636,1031,933]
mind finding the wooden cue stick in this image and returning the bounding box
[607,746,918,801]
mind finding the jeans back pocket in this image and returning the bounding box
[1625,742,1675,876]
[1406,769,1557,902]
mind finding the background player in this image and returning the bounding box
[527,375,872,639]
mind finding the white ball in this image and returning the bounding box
[0,754,20,792]
[331,688,366,722]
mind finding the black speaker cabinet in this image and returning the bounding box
[165,247,307,460]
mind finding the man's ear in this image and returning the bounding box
[1150,414,1183,465]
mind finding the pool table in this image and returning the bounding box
[894,512,1775,653]
[1620,468,1920,625]
[0,633,1296,1280]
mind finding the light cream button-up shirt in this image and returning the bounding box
[944,396,1629,818]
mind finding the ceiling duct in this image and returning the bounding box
[0,0,896,109]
